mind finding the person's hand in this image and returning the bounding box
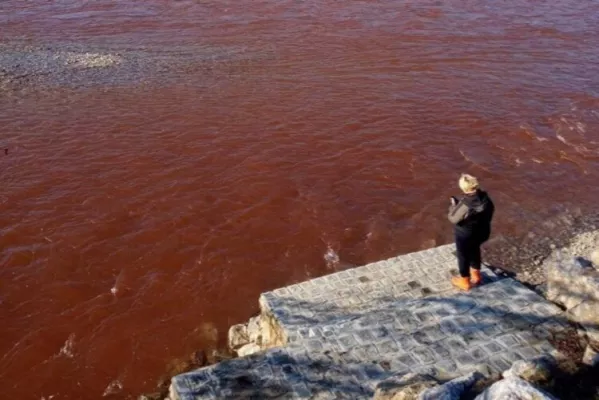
[450,197,458,206]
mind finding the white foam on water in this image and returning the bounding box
[556,133,568,144]
[111,268,130,296]
[59,333,75,358]
[102,380,123,397]
[519,124,548,142]
[323,246,340,269]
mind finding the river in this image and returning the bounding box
[1,0,599,398]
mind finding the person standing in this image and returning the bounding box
[448,174,495,291]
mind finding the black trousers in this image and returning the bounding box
[455,234,482,278]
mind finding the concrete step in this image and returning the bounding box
[258,244,499,345]
[169,245,567,400]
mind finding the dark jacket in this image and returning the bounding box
[448,189,494,241]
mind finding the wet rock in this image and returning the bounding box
[373,372,438,400]
[582,345,599,367]
[195,322,218,345]
[502,356,555,384]
[228,324,249,351]
[236,343,261,357]
[191,350,207,367]
[474,377,558,400]
[420,371,483,400]
[152,348,212,398]
[138,393,163,400]
[206,348,233,364]
[164,350,207,378]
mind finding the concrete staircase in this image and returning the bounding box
[169,244,566,399]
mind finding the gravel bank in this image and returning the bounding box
[483,210,599,287]
[0,41,276,93]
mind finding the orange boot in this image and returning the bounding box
[451,276,471,291]
[471,269,482,286]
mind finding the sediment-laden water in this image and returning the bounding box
[1,1,599,398]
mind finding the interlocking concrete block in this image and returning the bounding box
[394,334,418,352]
[413,346,437,365]
[488,355,511,373]
[170,246,569,400]
[444,336,468,354]
[482,341,503,355]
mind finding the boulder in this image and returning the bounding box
[569,301,599,342]
[582,344,599,367]
[547,256,599,308]
[228,324,249,351]
[236,343,261,357]
[373,373,438,400]
[258,310,286,347]
[591,249,599,267]
[474,377,558,400]
[547,256,599,341]
[247,316,262,345]
[502,356,555,384]
[420,371,484,400]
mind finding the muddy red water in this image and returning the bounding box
[1,0,599,398]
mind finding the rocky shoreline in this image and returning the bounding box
[483,209,599,287]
